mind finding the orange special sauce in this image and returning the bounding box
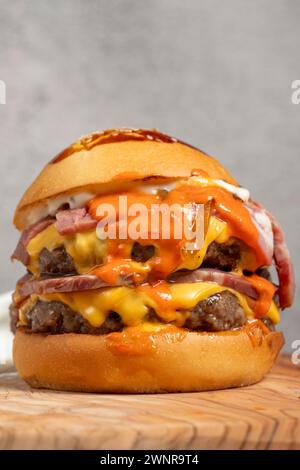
[89,191,186,280]
[244,275,276,317]
[107,325,187,356]
[107,320,275,357]
[88,183,275,318]
[244,319,275,348]
[166,185,268,269]
[89,184,268,271]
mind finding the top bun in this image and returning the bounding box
[14,128,237,230]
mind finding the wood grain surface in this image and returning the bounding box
[0,355,299,450]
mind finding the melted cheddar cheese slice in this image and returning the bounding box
[27,224,107,275]
[180,216,229,270]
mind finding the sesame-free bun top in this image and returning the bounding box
[14,128,237,230]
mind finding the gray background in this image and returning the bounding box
[0,0,299,350]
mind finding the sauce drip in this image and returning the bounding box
[107,325,187,356]
[244,319,272,347]
[92,257,151,285]
[137,282,182,323]
[244,274,276,317]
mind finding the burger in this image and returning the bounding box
[10,128,295,393]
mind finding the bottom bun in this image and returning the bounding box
[13,322,284,393]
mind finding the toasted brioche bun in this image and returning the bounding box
[13,324,283,393]
[14,128,237,230]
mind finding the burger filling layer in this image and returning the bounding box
[14,282,279,334]
[17,291,248,334]
[11,175,289,338]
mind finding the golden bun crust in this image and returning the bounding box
[13,324,284,393]
[14,128,237,230]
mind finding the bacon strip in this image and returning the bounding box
[16,270,141,300]
[12,207,98,266]
[250,200,295,309]
[55,208,97,235]
[168,268,259,299]
[266,210,295,309]
[17,268,259,302]
[245,202,274,265]
[17,274,112,299]
[12,218,55,265]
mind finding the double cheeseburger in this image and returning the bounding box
[11,128,295,393]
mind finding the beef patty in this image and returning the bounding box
[13,290,253,334]
[36,242,155,278]
[39,246,77,277]
[34,239,241,279]
[23,300,123,334]
[131,242,155,262]
[202,241,241,271]
[132,241,241,271]
[184,290,246,331]
[39,242,156,275]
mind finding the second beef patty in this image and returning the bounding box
[16,290,247,334]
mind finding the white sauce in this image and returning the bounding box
[137,181,177,194]
[214,179,250,202]
[245,205,274,258]
[26,192,94,226]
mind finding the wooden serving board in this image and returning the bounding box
[0,355,299,450]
